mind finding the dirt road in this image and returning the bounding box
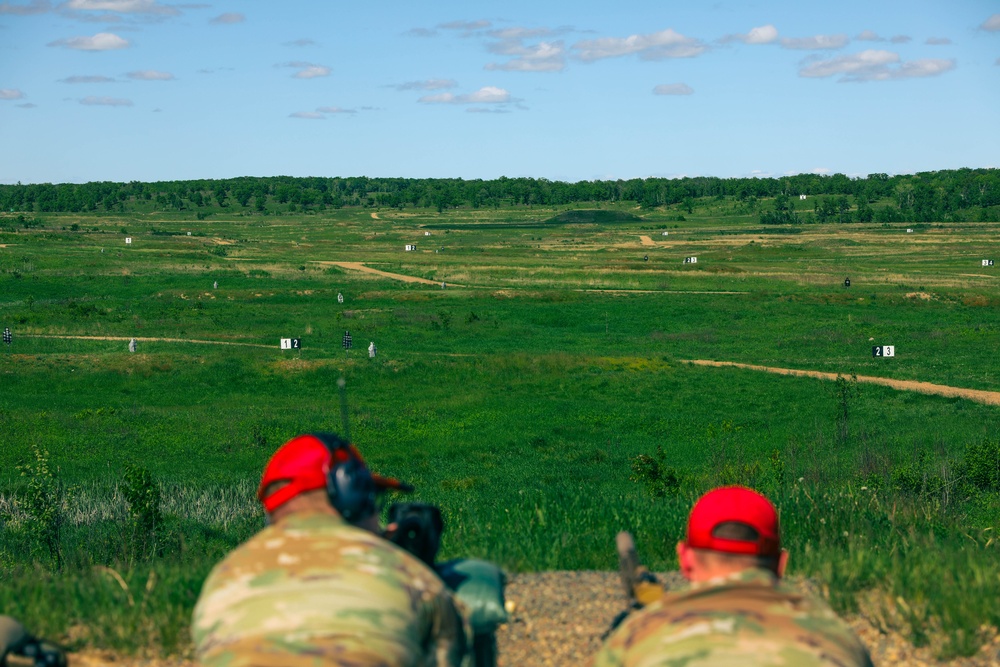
[23,334,273,348]
[684,359,1000,407]
[317,261,461,286]
[639,235,655,246]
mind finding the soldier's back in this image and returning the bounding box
[594,568,873,667]
[192,512,462,667]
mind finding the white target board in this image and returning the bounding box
[280,338,292,349]
[983,259,994,267]
[906,229,913,233]
[684,256,698,264]
[125,237,132,244]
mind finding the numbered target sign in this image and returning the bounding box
[291,338,301,349]
[983,260,994,267]
[125,237,132,244]
[872,345,895,358]
[280,338,292,349]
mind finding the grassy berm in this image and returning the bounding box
[0,200,998,662]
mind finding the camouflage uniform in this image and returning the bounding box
[593,568,873,667]
[192,512,468,667]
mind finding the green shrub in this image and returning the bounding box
[15,446,66,570]
[629,446,682,498]
[962,440,1000,491]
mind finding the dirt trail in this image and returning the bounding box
[23,335,273,348]
[639,235,655,246]
[318,261,462,286]
[685,360,1000,406]
[370,213,380,219]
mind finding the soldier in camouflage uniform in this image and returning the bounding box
[594,486,873,667]
[192,432,468,667]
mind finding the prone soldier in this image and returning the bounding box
[191,432,468,667]
[594,486,874,667]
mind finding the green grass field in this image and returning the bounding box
[1,200,998,658]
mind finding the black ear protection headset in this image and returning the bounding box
[310,432,377,524]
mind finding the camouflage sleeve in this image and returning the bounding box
[428,588,471,667]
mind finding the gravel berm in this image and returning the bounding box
[68,571,1000,667]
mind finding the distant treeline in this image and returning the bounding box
[1,168,998,223]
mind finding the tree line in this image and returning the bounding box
[0,168,997,223]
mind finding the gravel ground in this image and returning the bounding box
[68,571,1000,667]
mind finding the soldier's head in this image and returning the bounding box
[258,432,411,532]
[676,486,788,582]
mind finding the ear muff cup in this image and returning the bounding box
[310,432,377,524]
[329,456,377,523]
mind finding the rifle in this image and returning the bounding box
[385,503,507,667]
[605,532,662,637]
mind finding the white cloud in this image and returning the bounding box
[80,95,132,106]
[811,168,832,175]
[17,102,38,108]
[996,57,1000,66]
[926,37,951,45]
[439,19,491,32]
[1,88,25,99]
[284,38,315,47]
[653,83,693,95]
[294,65,329,79]
[0,0,50,15]
[890,35,911,44]
[403,27,436,38]
[209,12,242,24]
[573,28,707,62]
[467,107,509,114]
[277,61,331,79]
[126,69,174,80]
[720,24,778,45]
[48,32,129,50]
[981,14,1000,31]
[419,86,510,104]
[290,111,323,119]
[394,79,457,91]
[856,30,883,42]
[780,34,848,50]
[799,49,956,82]
[63,0,177,15]
[316,106,356,114]
[486,40,565,72]
[60,74,115,83]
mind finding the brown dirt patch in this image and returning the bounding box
[906,292,933,300]
[639,235,655,246]
[315,261,462,287]
[684,360,1000,406]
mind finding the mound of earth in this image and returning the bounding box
[546,209,643,224]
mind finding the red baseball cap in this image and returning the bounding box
[685,486,781,557]
[258,433,412,513]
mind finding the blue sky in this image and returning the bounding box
[1,0,998,184]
